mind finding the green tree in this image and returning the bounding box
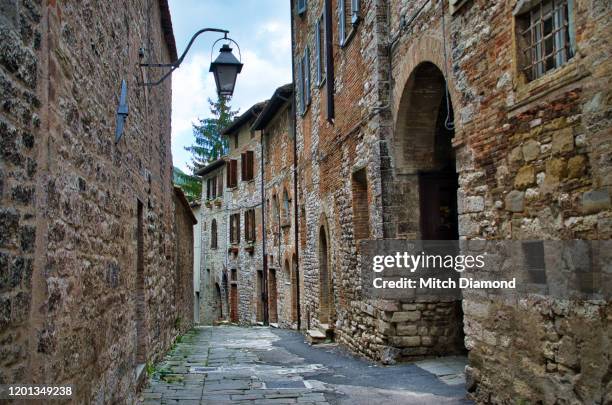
[173,166,201,202]
[185,95,239,172]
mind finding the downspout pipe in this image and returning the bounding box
[261,130,269,325]
[290,0,302,330]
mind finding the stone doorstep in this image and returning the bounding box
[306,329,326,344]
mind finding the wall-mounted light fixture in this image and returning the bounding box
[115,28,243,143]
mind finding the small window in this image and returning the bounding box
[297,0,306,15]
[206,176,218,200]
[230,213,240,244]
[282,189,291,226]
[315,14,326,86]
[245,209,256,242]
[515,0,575,82]
[227,159,238,188]
[211,219,218,249]
[241,151,254,181]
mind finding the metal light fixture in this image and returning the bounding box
[115,28,243,144]
[137,28,243,97]
[209,43,243,97]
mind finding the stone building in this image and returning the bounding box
[291,0,610,403]
[172,187,197,331]
[196,159,228,324]
[0,0,194,402]
[221,102,267,324]
[253,84,300,329]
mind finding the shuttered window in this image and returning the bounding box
[315,15,326,86]
[339,0,345,45]
[227,159,238,188]
[241,151,254,181]
[206,177,218,200]
[230,213,240,244]
[245,209,256,242]
[351,0,360,24]
[303,47,311,107]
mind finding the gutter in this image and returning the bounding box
[290,0,302,330]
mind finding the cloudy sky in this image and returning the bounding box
[168,0,292,173]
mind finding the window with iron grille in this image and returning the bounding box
[515,0,575,82]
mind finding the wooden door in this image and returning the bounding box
[419,172,459,240]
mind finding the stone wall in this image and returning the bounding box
[292,0,611,402]
[225,115,265,325]
[199,164,228,324]
[0,0,192,402]
[262,99,298,328]
[173,187,195,331]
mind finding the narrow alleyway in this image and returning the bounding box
[139,326,471,404]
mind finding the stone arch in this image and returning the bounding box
[391,35,461,137]
[317,215,333,325]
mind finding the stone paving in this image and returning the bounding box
[139,326,471,404]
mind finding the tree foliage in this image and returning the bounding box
[172,166,201,202]
[185,95,239,172]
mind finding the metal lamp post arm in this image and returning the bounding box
[139,28,230,86]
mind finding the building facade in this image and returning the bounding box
[197,159,228,325]
[291,0,611,403]
[0,0,194,402]
[253,84,300,329]
[222,103,267,324]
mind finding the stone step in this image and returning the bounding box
[317,324,334,340]
[306,329,327,344]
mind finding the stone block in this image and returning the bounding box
[396,324,418,336]
[545,158,567,178]
[505,190,525,213]
[522,140,540,162]
[390,336,421,347]
[551,128,574,154]
[390,311,421,323]
[459,196,485,213]
[581,189,611,214]
[514,165,535,189]
[567,155,586,178]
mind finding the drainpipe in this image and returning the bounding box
[261,131,269,325]
[290,0,302,331]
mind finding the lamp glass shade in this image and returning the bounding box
[210,44,243,97]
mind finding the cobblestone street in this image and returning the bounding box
[139,326,470,404]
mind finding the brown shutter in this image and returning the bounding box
[231,159,237,187]
[247,151,254,181]
[217,173,223,196]
[241,153,246,181]
[237,212,241,243]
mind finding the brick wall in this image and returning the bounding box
[292,0,611,402]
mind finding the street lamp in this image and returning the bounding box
[138,28,243,97]
[116,29,243,143]
[209,44,243,97]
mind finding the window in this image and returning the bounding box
[297,0,306,15]
[234,134,239,149]
[352,168,369,240]
[315,14,326,86]
[282,189,291,226]
[515,0,574,82]
[227,159,238,188]
[217,173,223,197]
[206,176,217,200]
[339,0,360,46]
[230,213,240,244]
[241,150,254,181]
[245,209,256,242]
[299,46,311,114]
[211,219,218,249]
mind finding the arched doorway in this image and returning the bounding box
[393,61,465,356]
[318,224,332,326]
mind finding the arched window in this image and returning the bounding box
[211,219,218,249]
